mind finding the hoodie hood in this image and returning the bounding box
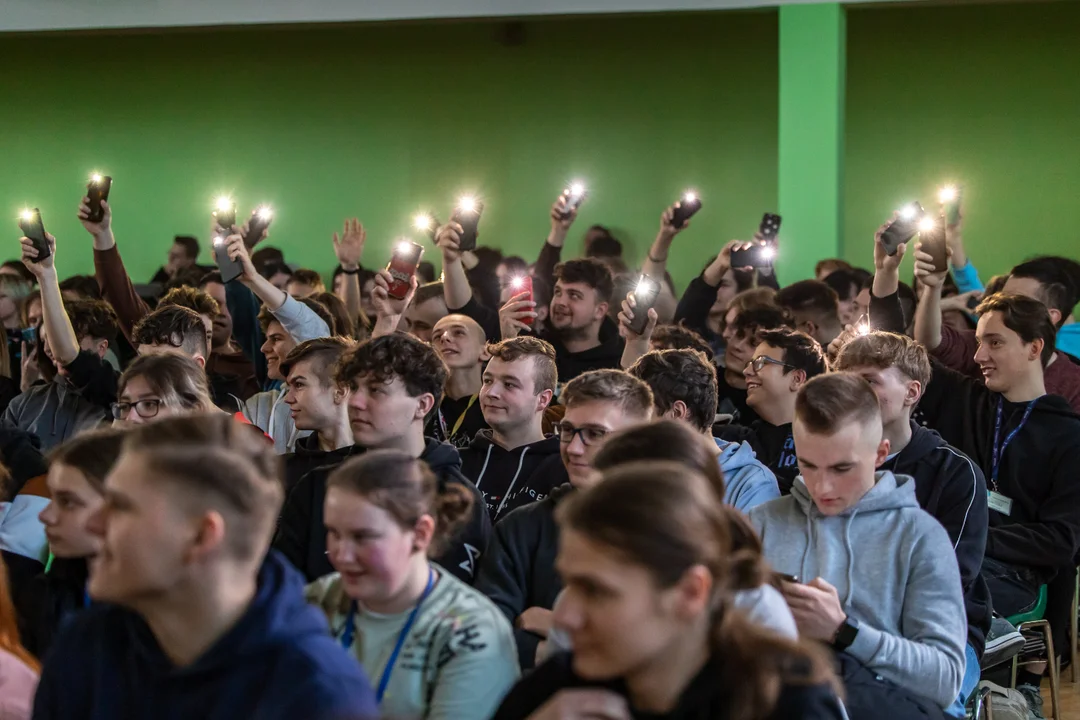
[716,437,764,472]
[467,429,560,456]
[713,437,781,513]
[421,437,464,474]
[461,432,566,522]
[791,470,920,518]
[1057,324,1080,360]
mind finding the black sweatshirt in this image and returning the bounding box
[458,431,566,523]
[493,651,846,720]
[873,289,1080,583]
[472,483,575,670]
[272,438,492,584]
[427,393,489,450]
[881,421,991,658]
[717,420,797,494]
[15,556,90,660]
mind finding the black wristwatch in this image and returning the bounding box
[831,615,860,652]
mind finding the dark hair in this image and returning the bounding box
[757,328,828,379]
[559,462,837,720]
[561,369,653,419]
[173,235,200,260]
[651,324,716,361]
[258,261,291,281]
[0,261,36,285]
[729,304,791,342]
[50,428,126,494]
[628,349,717,432]
[121,414,283,561]
[585,234,623,260]
[485,336,558,395]
[554,258,615,304]
[288,269,325,294]
[795,372,881,435]
[165,267,207,292]
[775,280,840,327]
[118,353,215,414]
[159,285,219,318]
[65,299,119,345]
[132,305,208,359]
[251,246,285,271]
[314,292,356,339]
[834,331,931,389]
[326,450,472,557]
[198,270,224,288]
[58,275,101,301]
[335,334,448,407]
[413,281,446,307]
[280,336,353,385]
[814,258,853,278]
[499,256,529,277]
[976,292,1057,366]
[1009,257,1078,327]
[822,269,860,302]
[416,261,437,285]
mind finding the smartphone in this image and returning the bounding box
[775,572,800,584]
[450,198,483,252]
[213,235,244,283]
[559,184,586,220]
[387,241,424,300]
[730,241,775,270]
[940,186,962,226]
[966,295,981,310]
[18,208,51,263]
[21,326,37,344]
[243,205,274,247]
[86,174,112,223]
[414,213,440,241]
[879,202,925,256]
[213,198,237,235]
[509,275,534,326]
[758,213,782,241]
[671,192,702,229]
[627,275,661,335]
[919,215,949,274]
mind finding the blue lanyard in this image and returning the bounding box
[83,588,91,608]
[340,568,436,704]
[991,398,1036,486]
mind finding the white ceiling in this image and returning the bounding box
[0,0,921,33]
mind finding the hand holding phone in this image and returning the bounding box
[879,202,924,256]
[508,276,534,326]
[213,197,237,235]
[918,214,949,274]
[730,240,775,270]
[625,275,661,335]
[214,233,249,284]
[558,183,586,220]
[670,191,702,229]
[18,209,52,266]
[386,241,424,300]
[86,174,112,224]
[243,205,274,248]
[450,197,483,252]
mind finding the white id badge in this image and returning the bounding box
[988,491,1013,516]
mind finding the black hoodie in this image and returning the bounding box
[15,556,90,660]
[280,433,359,498]
[473,482,576,670]
[919,357,1080,585]
[880,421,991,658]
[273,438,492,584]
[459,431,566,523]
[717,420,797,494]
[493,651,846,720]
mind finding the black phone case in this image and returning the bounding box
[87,176,112,224]
[730,244,770,269]
[214,241,243,283]
[214,206,237,235]
[19,209,51,262]
[879,202,924,255]
[921,221,949,274]
[671,197,702,229]
[451,202,484,252]
[627,281,661,335]
[244,214,273,247]
[759,213,782,241]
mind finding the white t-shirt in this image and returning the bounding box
[306,563,519,720]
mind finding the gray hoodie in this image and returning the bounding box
[748,471,966,710]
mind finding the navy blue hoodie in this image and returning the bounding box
[31,551,377,720]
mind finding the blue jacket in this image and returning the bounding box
[32,551,377,720]
[714,437,781,512]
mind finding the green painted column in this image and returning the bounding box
[777,3,846,283]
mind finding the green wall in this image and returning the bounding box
[0,13,779,288]
[844,1,1080,278]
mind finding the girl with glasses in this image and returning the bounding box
[111,353,217,426]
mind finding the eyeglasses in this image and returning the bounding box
[746,355,796,374]
[553,422,608,447]
[111,399,162,420]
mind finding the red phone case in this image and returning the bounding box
[387,244,423,300]
[516,276,534,326]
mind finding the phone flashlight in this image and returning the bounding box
[91,173,102,183]
[450,197,484,252]
[671,190,702,229]
[458,196,477,214]
[19,209,33,222]
[510,275,535,326]
[386,240,424,300]
[899,203,919,221]
[856,314,871,336]
[938,185,958,204]
[86,173,112,223]
[17,208,50,263]
[939,185,962,225]
[559,181,587,219]
[242,205,274,247]
[918,216,937,233]
[627,275,661,335]
[216,196,233,212]
[413,212,439,240]
[213,196,237,233]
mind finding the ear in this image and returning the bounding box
[415,392,436,420]
[1049,308,1062,327]
[904,379,923,408]
[595,302,609,322]
[536,388,554,413]
[874,437,891,468]
[479,346,492,364]
[671,400,690,422]
[411,514,436,555]
[95,339,109,359]
[789,369,807,392]
[535,305,549,323]
[671,564,713,620]
[1029,337,1045,364]
[332,383,349,406]
[194,354,207,369]
[187,510,227,563]
[804,321,819,339]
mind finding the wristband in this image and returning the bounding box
[340,266,360,275]
[648,253,668,264]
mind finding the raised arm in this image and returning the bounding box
[369,270,418,338]
[20,234,78,367]
[81,199,149,339]
[912,242,949,351]
[332,218,365,328]
[534,194,577,291]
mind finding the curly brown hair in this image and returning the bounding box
[159,286,220,318]
[335,333,448,406]
[65,298,119,344]
[554,258,615,303]
[132,305,208,359]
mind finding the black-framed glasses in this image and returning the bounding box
[111,399,162,420]
[746,355,795,374]
[553,422,608,447]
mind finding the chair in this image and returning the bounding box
[967,684,993,720]
[1007,585,1060,718]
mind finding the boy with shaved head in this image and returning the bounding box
[428,313,490,448]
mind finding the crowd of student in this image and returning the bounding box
[0,185,1077,720]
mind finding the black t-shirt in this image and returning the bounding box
[716,371,759,426]
[428,394,489,449]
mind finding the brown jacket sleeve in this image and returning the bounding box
[94,245,150,341]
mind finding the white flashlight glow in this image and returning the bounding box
[396,241,413,255]
[19,209,33,222]
[918,216,936,232]
[568,182,585,198]
[899,204,918,221]
[511,276,526,289]
[256,205,273,221]
[458,196,477,213]
[91,173,102,183]
[760,245,775,260]
[413,213,434,231]
[216,196,234,212]
[683,191,698,203]
[858,322,871,336]
[636,275,655,294]
[213,235,224,246]
[938,185,958,204]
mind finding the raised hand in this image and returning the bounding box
[371,269,417,319]
[873,213,907,274]
[224,234,257,280]
[333,218,366,269]
[499,291,537,340]
[77,197,111,238]
[435,222,464,263]
[617,291,658,340]
[20,233,56,277]
[912,242,951,289]
[550,194,578,234]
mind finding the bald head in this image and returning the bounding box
[431,314,488,370]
